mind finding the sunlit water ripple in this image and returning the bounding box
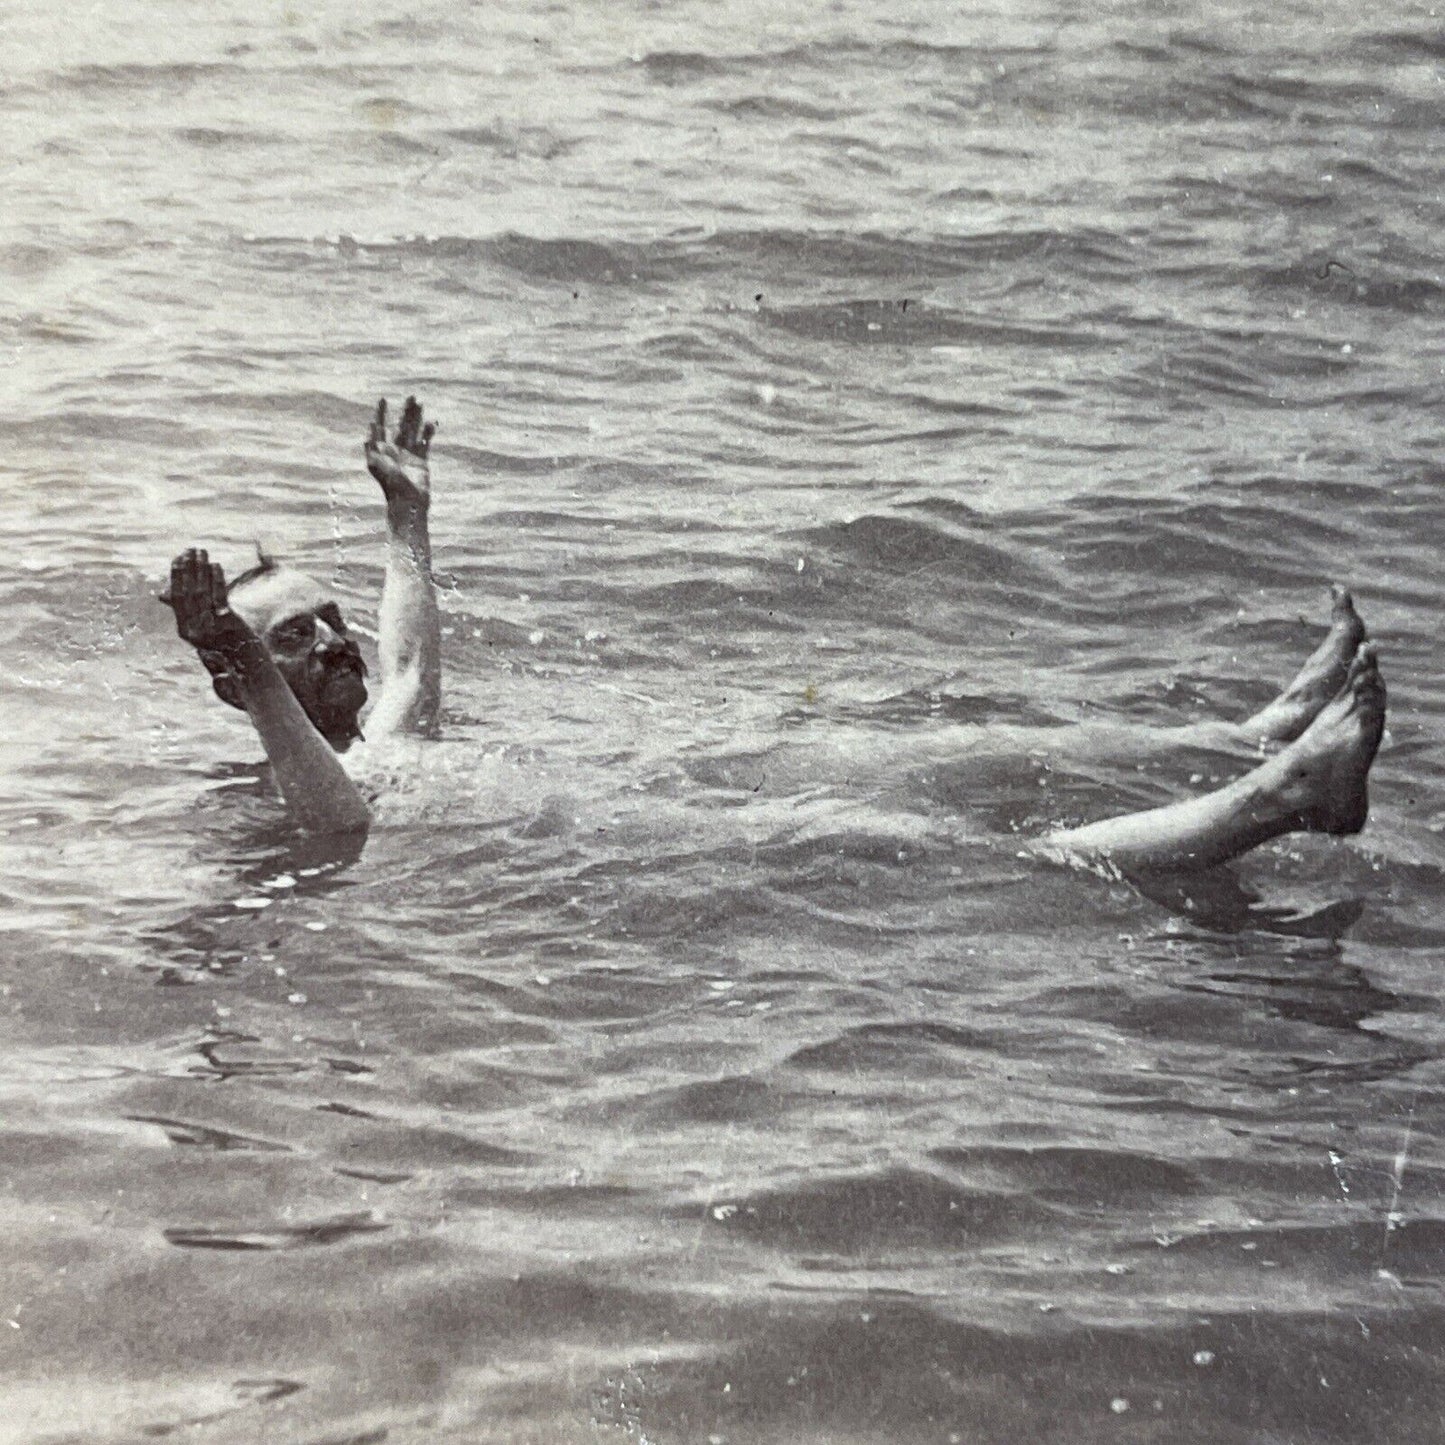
[3,1,1445,1440]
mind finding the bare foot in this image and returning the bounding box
[1039,642,1385,874]
[1270,642,1386,835]
[1238,586,1367,744]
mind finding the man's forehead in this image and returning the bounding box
[229,567,341,627]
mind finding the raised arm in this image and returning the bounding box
[163,550,371,834]
[363,396,442,739]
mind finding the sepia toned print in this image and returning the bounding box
[3,1,1442,1441]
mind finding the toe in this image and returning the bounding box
[1348,641,1377,683]
[1331,587,1367,644]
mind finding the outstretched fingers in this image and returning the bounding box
[366,395,437,460]
[160,548,229,645]
[365,395,437,502]
[165,548,207,610]
[395,396,423,452]
[397,396,437,456]
[207,559,229,613]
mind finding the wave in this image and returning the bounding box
[695,1166,1058,1250]
[704,93,859,122]
[234,225,1139,289]
[441,123,574,159]
[1251,259,1445,315]
[8,59,242,99]
[760,298,1096,349]
[1361,28,1445,61]
[628,37,1057,85]
[791,509,1061,595]
[173,125,285,148]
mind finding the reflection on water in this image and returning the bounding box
[1131,866,1364,933]
[4,0,1445,1439]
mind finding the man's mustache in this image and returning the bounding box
[312,640,369,679]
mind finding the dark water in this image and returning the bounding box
[5,2,1445,1440]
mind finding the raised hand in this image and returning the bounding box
[364,396,435,510]
[364,395,442,739]
[159,548,255,659]
[160,548,371,832]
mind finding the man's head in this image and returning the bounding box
[209,555,368,748]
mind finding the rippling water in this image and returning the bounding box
[4,1,1445,1440]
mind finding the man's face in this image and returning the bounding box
[228,569,368,746]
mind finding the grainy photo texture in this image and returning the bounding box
[3,1,1443,1441]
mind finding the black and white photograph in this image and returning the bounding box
[3,0,1443,1439]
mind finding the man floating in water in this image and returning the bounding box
[162,397,439,833]
[161,398,1385,876]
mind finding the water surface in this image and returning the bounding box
[4,2,1445,1440]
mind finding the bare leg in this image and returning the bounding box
[1233,586,1366,744]
[1040,644,1385,874]
[995,586,1369,767]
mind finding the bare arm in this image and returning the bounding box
[163,550,371,834]
[363,396,441,739]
